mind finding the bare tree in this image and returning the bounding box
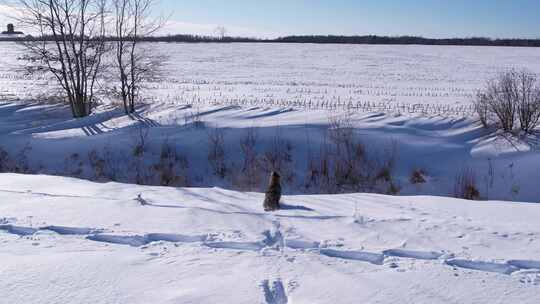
[214,25,226,40]
[112,0,162,114]
[516,71,540,133]
[475,69,540,133]
[207,127,227,178]
[14,0,108,118]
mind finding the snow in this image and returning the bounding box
[2,43,540,111]
[1,42,540,302]
[0,173,540,303]
[1,101,538,202]
[1,43,539,202]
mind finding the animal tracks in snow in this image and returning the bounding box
[0,224,38,236]
[261,279,289,304]
[43,225,104,235]
[507,260,540,270]
[87,234,149,247]
[320,249,385,265]
[1,222,540,277]
[205,241,264,251]
[88,233,210,247]
[382,249,444,260]
[445,259,519,275]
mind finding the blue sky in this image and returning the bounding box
[160,0,540,38]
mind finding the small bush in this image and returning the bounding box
[475,70,540,133]
[260,128,294,185]
[153,140,189,187]
[131,125,150,184]
[410,169,427,184]
[64,153,83,177]
[207,128,227,178]
[303,115,401,195]
[0,144,33,174]
[233,127,263,191]
[373,141,400,195]
[0,147,13,173]
[327,114,366,192]
[454,167,480,200]
[88,150,107,181]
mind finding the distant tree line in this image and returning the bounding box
[2,34,540,47]
[273,35,540,47]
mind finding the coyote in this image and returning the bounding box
[263,171,282,211]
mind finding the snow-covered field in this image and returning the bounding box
[2,43,540,114]
[1,43,538,199]
[0,174,539,303]
[1,100,539,202]
[1,43,540,303]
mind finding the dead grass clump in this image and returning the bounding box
[454,167,480,200]
[410,169,427,184]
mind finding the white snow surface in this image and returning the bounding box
[1,173,540,303]
[1,42,539,202]
[2,43,540,112]
[0,101,539,202]
[1,42,540,302]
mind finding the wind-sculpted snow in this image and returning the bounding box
[87,234,149,247]
[382,249,444,260]
[1,220,537,276]
[42,225,104,235]
[284,239,320,250]
[507,260,540,270]
[261,279,289,304]
[0,224,38,236]
[445,259,519,275]
[87,233,209,247]
[319,249,385,265]
[204,241,265,251]
[1,99,539,202]
[1,174,540,303]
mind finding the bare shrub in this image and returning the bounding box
[454,167,480,200]
[303,115,366,194]
[88,144,127,182]
[260,128,294,185]
[3,144,33,174]
[485,72,517,132]
[0,147,14,173]
[131,124,150,184]
[153,140,189,186]
[373,141,400,195]
[303,131,321,192]
[410,169,427,184]
[103,144,126,181]
[474,93,490,128]
[516,72,540,133]
[328,114,365,192]
[475,70,540,133]
[0,145,33,174]
[304,118,401,195]
[88,150,108,181]
[233,127,262,191]
[64,153,84,178]
[317,139,335,193]
[207,128,227,178]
